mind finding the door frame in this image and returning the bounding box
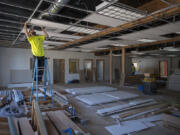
[96,59,105,81]
[84,59,94,81]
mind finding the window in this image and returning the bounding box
[69,59,79,74]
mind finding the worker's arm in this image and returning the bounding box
[41,27,49,38]
[24,22,29,38]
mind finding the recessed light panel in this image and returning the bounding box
[68,26,100,34]
[98,5,145,22]
[138,39,157,43]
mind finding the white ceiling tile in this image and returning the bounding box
[81,40,117,49]
[83,13,127,27]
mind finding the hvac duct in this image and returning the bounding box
[39,0,70,19]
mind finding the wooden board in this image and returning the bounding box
[47,111,87,135]
[33,101,48,135]
[18,118,35,135]
[44,119,59,135]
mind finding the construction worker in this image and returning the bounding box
[24,22,49,83]
[132,63,136,75]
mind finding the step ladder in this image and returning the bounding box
[30,58,54,106]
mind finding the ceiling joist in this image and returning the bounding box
[55,5,180,50]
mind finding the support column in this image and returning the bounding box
[120,48,126,86]
[109,49,113,84]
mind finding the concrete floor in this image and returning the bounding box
[53,83,180,135]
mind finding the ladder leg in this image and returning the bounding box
[43,59,47,100]
[47,59,54,107]
[35,58,39,102]
[30,61,36,102]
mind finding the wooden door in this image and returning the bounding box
[53,59,65,83]
[84,59,93,82]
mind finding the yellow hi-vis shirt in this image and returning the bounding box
[27,35,45,57]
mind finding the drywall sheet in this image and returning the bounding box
[10,70,32,83]
[76,91,139,105]
[105,115,161,135]
[97,99,155,116]
[65,86,117,95]
[76,93,118,105]
[103,91,139,100]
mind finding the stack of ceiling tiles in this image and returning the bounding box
[76,91,139,105]
[65,86,117,95]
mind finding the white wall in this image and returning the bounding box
[0,48,113,86]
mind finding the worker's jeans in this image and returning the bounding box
[32,56,44,82]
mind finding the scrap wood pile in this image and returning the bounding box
[97,98,180,135]
[0,100,90,135]
[0,88,90,135]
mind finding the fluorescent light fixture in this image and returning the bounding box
[168,55,177,57]
[112,43,127,46]
[98,5,145,22]
[138,39,157,43]
[131,51,144,55]
[68,26,100,34]
[30,19,69,30]
[163,47,180,51]
[150,54,161,56]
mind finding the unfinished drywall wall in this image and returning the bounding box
[0,47,133,87]
[132,56,180,75]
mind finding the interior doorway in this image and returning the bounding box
[53,59,65,83]
[84,59,93,82]
[159,61,168,78]
[96,59,104,81]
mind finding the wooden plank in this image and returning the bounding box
[46,111,67,134]
[95,36,180,54]
[18,118,35,135]
[54,111,87,135]
[47,111,87,135]
[109,49,113,85]
[44,119,59,135]
[55,6,180,50]
[33,100,48,135]
[120,48,125,86]
[162,113,180,128]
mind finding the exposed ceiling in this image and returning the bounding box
[0,0,180,56]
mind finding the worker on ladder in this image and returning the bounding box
[24,22,49,84]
